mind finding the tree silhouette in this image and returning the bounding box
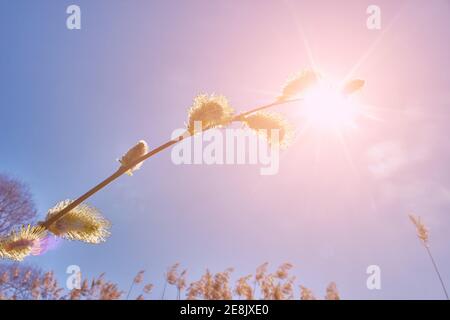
[0,174,37,236]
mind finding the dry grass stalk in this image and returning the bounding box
[176,269,188,300]
[409,214,449,300]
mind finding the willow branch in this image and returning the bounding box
[42,97,301,229]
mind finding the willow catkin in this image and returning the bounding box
[186,94,234,134]
[277,69,319,102]
[0,225,47,261]
[45,200,111,244]
[119,140,149,176]
[242,112,293,148]
[341,79,365,96]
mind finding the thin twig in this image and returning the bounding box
[235,98,302,120]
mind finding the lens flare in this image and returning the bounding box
[301,82,360,131]
[30,235,62,256]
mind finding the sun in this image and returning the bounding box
[301,82,360,131]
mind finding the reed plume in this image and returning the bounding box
[186,277,204,300]
[1,262,341,300]
[324,282,340,300]
[166,263,180,285]
[126,270,145,300]
[186,268,233,300]
[143,283,154,294]
[279,276,296,300]
[299,285,316,300]
[44,200,111,244]
[235,275,254,300]
[162,263,180,299]
[255,262,269,293]
[256,263,296,300]
[409,214,448,299]
[133,270,145,284]
[409,214,429,246]
[274,262,293,280]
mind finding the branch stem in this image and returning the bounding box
[42,97,301,229]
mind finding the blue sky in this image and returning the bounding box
[1,0,450,299]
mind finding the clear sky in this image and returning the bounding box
[1,0,450,299]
